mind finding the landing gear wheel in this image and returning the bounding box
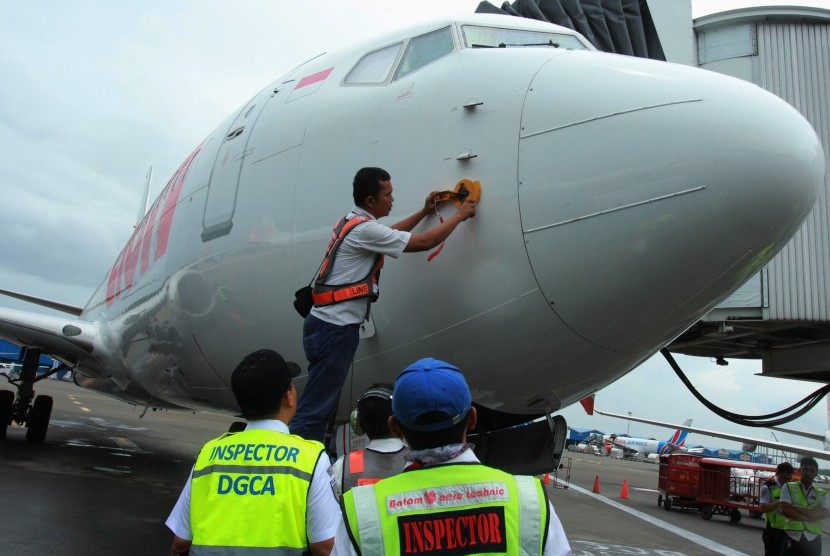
[701,504,714,520]
[25,395,52,442]
[0,390,14,441]
[657,495,663,507]
[728,508,741,523]
[664,497,672,511]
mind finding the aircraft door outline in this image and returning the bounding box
[202,96,270,242]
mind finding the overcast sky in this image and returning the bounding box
[1,1,828,454]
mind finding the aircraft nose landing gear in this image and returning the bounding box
[0,347,54,442]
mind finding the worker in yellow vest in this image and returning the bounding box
[166,349,341,555]
[332,383,407,499]
[333,357,572,555]
[780,456,829,556]
[759,461,794,555]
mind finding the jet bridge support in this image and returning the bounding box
[0,347,54,442]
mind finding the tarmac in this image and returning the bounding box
[1,379,826,555]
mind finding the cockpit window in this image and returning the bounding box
[393,26,454,81]
[345,42,402,84]
[462,26,588,50]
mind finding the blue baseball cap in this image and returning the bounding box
[392,358,472,432]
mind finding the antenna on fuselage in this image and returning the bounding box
[135,165,153,227]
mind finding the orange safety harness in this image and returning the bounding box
[311,215,385,307]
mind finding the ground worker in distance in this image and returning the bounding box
[291,167,477,444]
[332,383,407,499]
[166,349,340,556]
[780,456,829,556]
[333,357,572,556]
[759,461,795,556]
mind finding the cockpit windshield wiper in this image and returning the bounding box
[504,40,561,48]
[470,40,559,48]
[471,40,560,49]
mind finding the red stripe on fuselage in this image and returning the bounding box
[105,142,204,306]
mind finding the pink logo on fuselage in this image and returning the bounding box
[295,67,334,89]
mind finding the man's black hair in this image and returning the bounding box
[777,461,795,474]
[800,456,819,470]
[398,411,467,450]
[239,378,293,420]
[353,167,391,206]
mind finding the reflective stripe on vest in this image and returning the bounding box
[312,215,384,306]
[783,481,825,535]
[190,428,324,553]
[191,546,306,556]
[764,481,787,530]
[343,463,549,556]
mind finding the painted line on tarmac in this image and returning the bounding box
[557,479,749,556]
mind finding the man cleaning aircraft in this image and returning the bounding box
[292,167,476,443]
[0,14,822,474]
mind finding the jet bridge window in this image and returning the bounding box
[462,26,588,50]
[393,26,454,81]
[345,42,402,84]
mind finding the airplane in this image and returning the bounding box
[588,403,830,462]
[0,14,824,472]
[609,419,692,458]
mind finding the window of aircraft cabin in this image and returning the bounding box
[345,42,402,84]
[462,26,588,50]
[393,26,454,80]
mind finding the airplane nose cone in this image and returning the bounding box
[519,52,823,351]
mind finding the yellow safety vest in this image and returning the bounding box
[343,462,549,555]
[189,427,324,555]
[783,481,826,535]
[764,480,788,530]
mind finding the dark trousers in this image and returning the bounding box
[291,315,360,444]
[788,535,821,556]
[763,527,789,556]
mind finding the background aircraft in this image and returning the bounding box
[610,419,692,458]
[591,404,830,462]
[0,13,823,472]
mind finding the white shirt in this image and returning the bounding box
[332,437,407,498]
[310,206,410,326]
[779,480,829,542]
[331,449,572,556]
[165,419,341,544]
[759,477,784,505]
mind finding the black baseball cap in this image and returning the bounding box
[231,349,301,415]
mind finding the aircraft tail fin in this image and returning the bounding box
[665,418,692,449]
[579,394,595,416]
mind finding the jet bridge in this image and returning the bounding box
[668,7,830,383]
[491,1,830,384]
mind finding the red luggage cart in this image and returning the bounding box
[658,453,781,523]
[658,453,701,512]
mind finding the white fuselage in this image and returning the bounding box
[42,15,821,423]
